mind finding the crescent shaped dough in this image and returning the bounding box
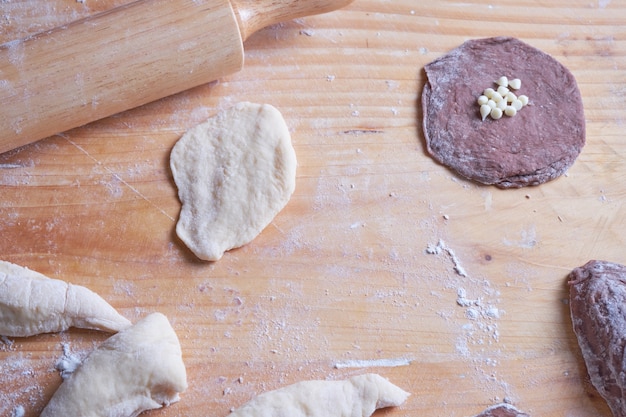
[170,102,297,261]
[0,260,131,337]
[40,312,187,417]
[229,373,409,417]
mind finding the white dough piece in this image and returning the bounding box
[228,373,410,417]
[0,260,131,337]
[41,312,188,417]
[170,102,297,261]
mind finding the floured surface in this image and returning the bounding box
[0,1,624,417]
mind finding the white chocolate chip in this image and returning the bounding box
[490,107,503,119]
[518,95,529,106]
[480,104,492,121]
[477,77,528,121]
[505,106,517,117]
[505,92,517,103]
[496,85,510,97]
[508,78,522,90]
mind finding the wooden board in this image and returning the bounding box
[0,0,624,416]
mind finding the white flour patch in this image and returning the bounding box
[455,285,502,351]
[55,343,84,380]
[1,335,15,350]
[0,351,44,416]
[113,279,136,298]
[482,191,493,211]
[502,225,538,249]
[426,239,467,277]
[11,405,25,417]
[333,357,412,369]
[100,174,124,198]
[426,239,510,397]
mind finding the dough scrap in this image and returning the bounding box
[0,260,131,337]
[41,312,187,417]
[422,37,585,188]
[471,403,530,417]
[170,102,297,261]
[228,373,409,417]
[569,260,626,417]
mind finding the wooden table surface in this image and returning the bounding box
[1,1,624,416]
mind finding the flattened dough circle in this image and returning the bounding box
[422,37,585,188]
[170,102,297,261]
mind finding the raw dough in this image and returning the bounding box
[422,37,585,188]
[569,260,626,417]
[471,403,530,417]
[40,312,187,417]
[170,102,297,261]
[0,260,130,337]
[228,373,409,417]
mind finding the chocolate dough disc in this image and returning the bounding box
[421,37,585,188]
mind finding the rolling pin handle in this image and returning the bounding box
[231,0,354,41]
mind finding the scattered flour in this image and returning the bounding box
[333,357,412,369]
[426,238,509,399]
[55,343,84,380]
[1,335,15,350]
[11,405,25,417]
[426,239,468,277]
[0,348,44,416]
[455,286,502,349]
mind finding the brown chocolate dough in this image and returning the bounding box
[422,37,585,188]
[569,260,626,417]
[472,404,530,417]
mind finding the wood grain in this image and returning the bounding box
[1,1,625,416]
[0,0,245,153]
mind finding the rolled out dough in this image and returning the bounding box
[422,37,585,188]
[40,312,187,417]
[170,102,297,261]
[0,260,130,337]
[228,373,409,417]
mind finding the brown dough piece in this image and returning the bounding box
[471,403,530,417]
[569,260,626,417]
[422,37,585,188]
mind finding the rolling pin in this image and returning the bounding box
[0,0,354,154]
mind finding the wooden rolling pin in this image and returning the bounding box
[0,0,353,154]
